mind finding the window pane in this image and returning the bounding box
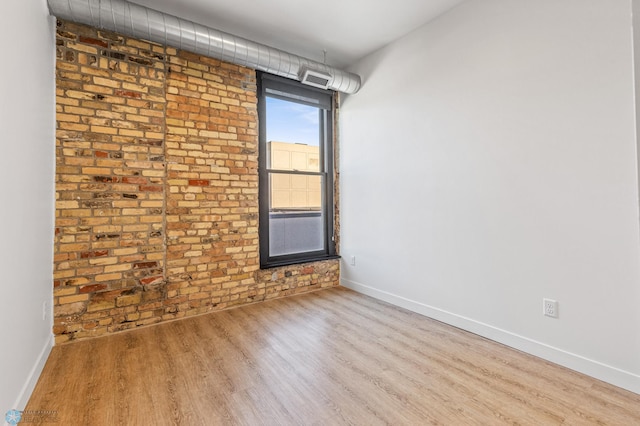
[269,172,322,211]
[269,172,324,256]
[266,97,320,172]
[267,142,321,173]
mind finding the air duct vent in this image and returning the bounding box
[299,67,332,90]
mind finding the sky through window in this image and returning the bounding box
[266,97,319,146]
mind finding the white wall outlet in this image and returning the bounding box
[543,298,558,318]
[350,256,356,266]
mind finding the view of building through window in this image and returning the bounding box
[268,142,321,211]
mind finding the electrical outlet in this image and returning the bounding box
[350,256,356,266]
[543,298,558,318]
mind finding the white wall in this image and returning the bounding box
[341,0,640,393]
[0,0,56,414]
[634,0,640,201]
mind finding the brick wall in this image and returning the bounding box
[53,20,339,343]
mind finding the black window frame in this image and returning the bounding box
[258,72,338,269]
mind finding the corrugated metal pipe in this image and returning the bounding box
[47,0,361,94]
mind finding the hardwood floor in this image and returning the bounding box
[26,287,640,425]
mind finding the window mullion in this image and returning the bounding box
[266,169,324,176]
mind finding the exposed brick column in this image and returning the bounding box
[164,50,262,316]
[54,21,167,342]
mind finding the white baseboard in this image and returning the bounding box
[12,334,53,410]
[341,278,640,395]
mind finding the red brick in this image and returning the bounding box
[121,176,147,184]
[134,261,158,269]
[80,250,109,258]
[114,89,142,99]
[140,275,163,285]
[139,185,163,192]
[79,284,108,294]
[79,36,108,48]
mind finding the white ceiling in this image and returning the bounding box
[132,0,466,68]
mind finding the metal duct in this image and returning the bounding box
[47,0,362,94]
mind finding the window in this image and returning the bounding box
[258,72,337,268]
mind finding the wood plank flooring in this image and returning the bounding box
[26,287,640,425]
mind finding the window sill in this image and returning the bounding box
[260,254,341,270]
